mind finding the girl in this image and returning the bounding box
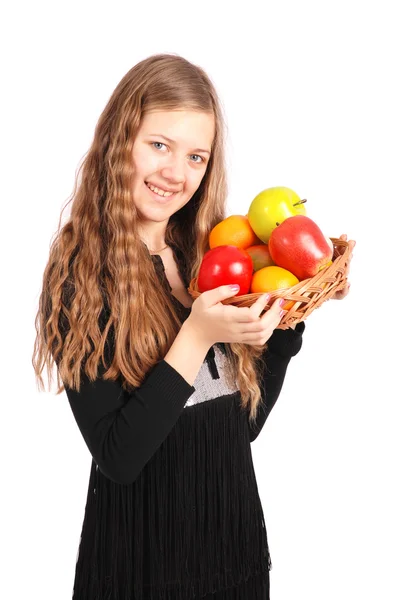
[33,53,352,599]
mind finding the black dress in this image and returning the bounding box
[61,243,305,599]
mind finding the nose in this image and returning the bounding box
[160,157,185,185]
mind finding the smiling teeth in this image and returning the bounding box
[146,183,174,197]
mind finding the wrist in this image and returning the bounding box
[181,318,213,353]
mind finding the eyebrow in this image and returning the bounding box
[148,133,211,155]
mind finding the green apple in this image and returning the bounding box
[247,186,307,243]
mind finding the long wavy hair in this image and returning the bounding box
[32,53,267,424]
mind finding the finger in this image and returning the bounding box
[346,252,354,274]
[232,294,270,323]
[223,303,250,322]
[248,293,272,320]
[249,297,286,337]
[338,282,351,298]
[261,297,284,327]
[239,296,282,333]
[241,331,271,344]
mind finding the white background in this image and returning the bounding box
[2,0,400,598]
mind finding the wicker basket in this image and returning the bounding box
[188,237,351,330]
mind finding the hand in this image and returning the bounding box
[187,285,286,347]
[331,233,356,300]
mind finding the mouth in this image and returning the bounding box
[145,181,179,204]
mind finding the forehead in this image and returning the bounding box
[139,109,215,148]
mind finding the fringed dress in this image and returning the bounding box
[61,243,305,599]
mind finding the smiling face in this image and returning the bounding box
[131,109,215,246]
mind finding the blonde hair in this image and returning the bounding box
[32,53,266,424]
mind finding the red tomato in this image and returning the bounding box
[197,245,253,296]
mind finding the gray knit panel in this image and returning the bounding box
[184,345,239,407]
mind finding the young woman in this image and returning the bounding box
[33,52,353,599]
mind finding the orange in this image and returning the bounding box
[250,266,299,310]
[209,215,260,250]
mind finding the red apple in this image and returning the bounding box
[325,236,334,260]
[268,215,333,280]
[198,245,253,296]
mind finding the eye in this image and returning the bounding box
[190,154,205,164]
[151,142,206,164]
[151,142,167,151]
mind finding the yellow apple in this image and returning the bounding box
[248,186,307,243]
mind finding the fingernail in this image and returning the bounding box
[280,309,287,317]
[229,284,240,291]
[263,293,270,301]
[279,298,285,307]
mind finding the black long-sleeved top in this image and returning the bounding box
[60,242,305,599]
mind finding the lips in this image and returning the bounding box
[145,181,180,193]
[145,182,176,204]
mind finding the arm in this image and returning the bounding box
[248,321,305,443]
[61,321,210,485]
